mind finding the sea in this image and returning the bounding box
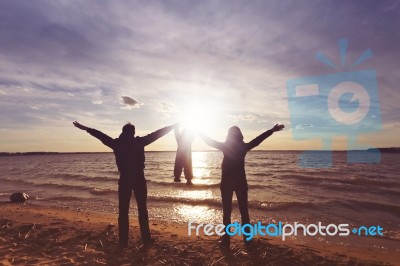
[0,151,399,251]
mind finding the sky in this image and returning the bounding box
[0,0,399,152]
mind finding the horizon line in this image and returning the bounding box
[1,147,399,155]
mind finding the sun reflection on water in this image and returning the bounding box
[176,190,213,200]
[172,152,222,223]
[174,205,219,224]
[192,152,212,184]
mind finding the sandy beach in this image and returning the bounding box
[0,202,397,266]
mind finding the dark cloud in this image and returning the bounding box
[121,96,142,108]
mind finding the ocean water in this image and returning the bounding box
[0,151,399,248]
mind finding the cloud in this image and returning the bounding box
[295,124,314,130]
[154,102,175,113]
[231,114,257,122]
[121,96,143,109]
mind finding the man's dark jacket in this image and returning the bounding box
[87,126,173,173]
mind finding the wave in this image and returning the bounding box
[46,196,87,201]
[147,180,275,190]
[1,176,270,196]
[4,173,398,205]
[145,196,317,212]
[279,174,399,188]
[2,177,112,195]
[57,173,117,183]
[148,180,220,189]
[145,196,400,215]
[90,188,115,196]
[336,200,400,217]
[249,170,298,176]
[13,184,399,217]
[81,187,318,212]
[34,182,93,192]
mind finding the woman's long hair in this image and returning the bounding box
[225,126,244,144]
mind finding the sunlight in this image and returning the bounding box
[174,205,218,223]
[178,190,213,200]
[180,107,209,131]
[192,152,210,179]
[178,96,221,132]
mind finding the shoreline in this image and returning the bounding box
[0,202,397,265]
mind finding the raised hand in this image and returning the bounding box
[73,121,88,131]
[271,124,284,132]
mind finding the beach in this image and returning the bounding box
[0,151,399,265]
[0,202,397,265]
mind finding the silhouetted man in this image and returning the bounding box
[73,121,175,247]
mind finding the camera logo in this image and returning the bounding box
[286,39,381,168]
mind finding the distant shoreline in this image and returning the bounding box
[0,147,399,156]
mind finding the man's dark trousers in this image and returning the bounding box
[118,171,151,245]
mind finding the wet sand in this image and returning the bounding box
[0,203,397,265]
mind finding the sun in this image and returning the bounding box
[178,102,218,131]
[180,108,209,131]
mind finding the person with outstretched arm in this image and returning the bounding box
[73,121,176,248]
[199,124,284,248]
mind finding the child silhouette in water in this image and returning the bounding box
[174,125,195,185]
[200,124,284,248]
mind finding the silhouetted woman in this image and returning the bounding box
[174,126,195,185]
[200,124,284,247]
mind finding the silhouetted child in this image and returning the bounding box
[200,124,284,248]
[174,125,195,185]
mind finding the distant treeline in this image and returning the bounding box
[0,148,399,157]
[375,147,400,153]
[0,152,109,157]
